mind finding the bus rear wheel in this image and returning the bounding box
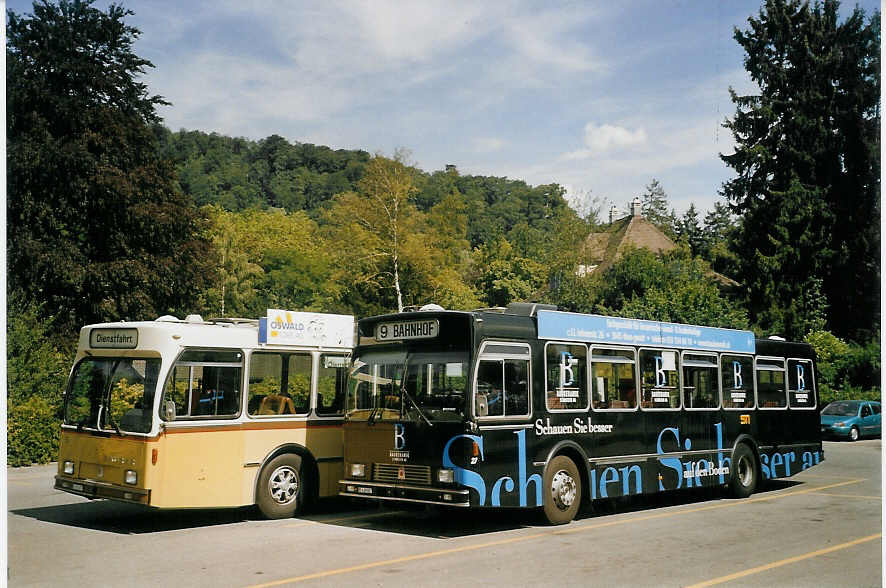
[729,444,758,499]
[256,454,305,519]
[542,456,581,525]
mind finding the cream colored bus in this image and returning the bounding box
[54,309,354,518]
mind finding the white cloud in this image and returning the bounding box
[472,137,506,153]
[584,123,648,153]
[563,122,648,159]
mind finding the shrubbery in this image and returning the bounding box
[806,330,881,405]
[7,299,73,466]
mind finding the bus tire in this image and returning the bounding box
[729,444,758,499]
[542,456,581,525]
[256,454,305,519]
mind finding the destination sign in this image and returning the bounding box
[375,319,439,341]
[537,310,755,354]
[90,328,138,349]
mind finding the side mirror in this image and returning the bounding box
[164,400,176,422]
[476,394,488,418]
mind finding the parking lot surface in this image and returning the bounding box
[8,439,882,587]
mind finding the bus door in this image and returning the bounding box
[473,341,534,506]
[157,349,246,508]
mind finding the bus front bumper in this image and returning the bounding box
[55,475,150,505]
[339,479,470,507]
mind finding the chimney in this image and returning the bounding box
[630,197,642,217]
[609,205,619,224]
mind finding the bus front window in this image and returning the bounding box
[65,358,161,434]
[347,351,467,422]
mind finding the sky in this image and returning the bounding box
[6,0,881,216]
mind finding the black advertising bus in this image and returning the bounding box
[339,303,823,524]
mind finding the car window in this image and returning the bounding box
[861,405,871,418]
[873,404,881,415]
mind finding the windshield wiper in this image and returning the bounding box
[106,413,122,436]
[400,385,433,428]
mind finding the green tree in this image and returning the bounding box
[565,247,749,329]
[324,153,427,313]
[471,239,547,308]
[721,0,880,340]
[639,179,678,238]
[676,204,704,256]
[203,206,331,317]
[7,0,216,331]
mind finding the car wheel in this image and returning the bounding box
[849,426,860,442]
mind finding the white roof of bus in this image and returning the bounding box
[78,314,353,353]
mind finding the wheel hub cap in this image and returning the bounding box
[551,470,577,510]
[270,466,298,504]
[738,456,752,486]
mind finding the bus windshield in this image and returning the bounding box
[64,357,161,434]
[347,350,468,423]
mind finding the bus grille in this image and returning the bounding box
[373,463,431,485]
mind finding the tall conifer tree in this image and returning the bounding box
[721,0,880,340]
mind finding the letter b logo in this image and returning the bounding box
[394,423,406,450]
[733,361,743,389]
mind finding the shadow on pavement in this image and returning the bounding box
[11,480,805,537]
[11,500,259,534]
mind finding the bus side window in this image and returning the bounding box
[720,354,752,409]
[285,354,312,414]
[684,353,719,409]
[756,358,786,408]
[476,360,504,417]
[317,354,349,415]
[639,349,679,409]
[162,349,243,420]
[504,358,529,415]
[545,343,588,411]
[787,359,815,408]
[591,348,636,410]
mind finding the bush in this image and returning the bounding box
[806,330,880,405]
[7,298,74,466]
[7,395,62,466]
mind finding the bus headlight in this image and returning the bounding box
[63,461,75,475]
[125,470,138,485]
[437,468,454,484]
[350,463,366,478]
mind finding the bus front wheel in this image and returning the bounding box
[542,456,581,525]
[257,454,305,519]
[729,444,758,499]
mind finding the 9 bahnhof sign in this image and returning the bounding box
[375,319,439,341]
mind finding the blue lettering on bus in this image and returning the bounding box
[444,422,822,505]
[442,434,487,505]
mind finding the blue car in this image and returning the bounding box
[820,400,881,441]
